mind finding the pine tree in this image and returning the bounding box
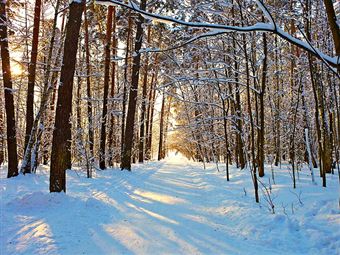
[121,0,147,170]
[50,0,85,192]
[0,0,18,178]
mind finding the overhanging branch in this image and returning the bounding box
[96,0,339,68]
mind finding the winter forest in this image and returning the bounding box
[0,0,340,254]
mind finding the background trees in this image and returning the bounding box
[0,0,339,200]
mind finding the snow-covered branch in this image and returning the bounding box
[96,0,339,68]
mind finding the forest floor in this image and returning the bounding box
[1,154,339,255]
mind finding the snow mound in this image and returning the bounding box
[6,191,74,210]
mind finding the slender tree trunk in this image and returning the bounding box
[146,80,157,159]
[24,0,42,173]
[99,6,113,170]
[158,92,166,161]
[322,0,340,56]
[208,41,230,180]
[235,74,245,168]
[258,32,267,177]
[84,4,93,176]
[145,54,159,160]
[21,0,60,174]
[215,79,229,178]
[301,83,317,168]
[76,46,82,131]
[291,77,303,189]
[0,88,4,165]
[309,58,324,177]
[0,1,18,178]
[108,7,117,167]
[274,36,281,167]
[50,0,84,192]
[121,0,147,170]
[245,31,259,202]
[318,78,332,175]
[231,2,245,169]
[304,128,316,183]
[305,0,324,178]
[139,26,151,163]
[121,12,132,155]
[162,95,172,159]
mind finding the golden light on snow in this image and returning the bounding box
[125,202,179,225]
[15,219,57,253]
[133,189,186,205]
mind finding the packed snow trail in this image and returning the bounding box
[1,154,339,255]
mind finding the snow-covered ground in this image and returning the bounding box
[1,154,339,255]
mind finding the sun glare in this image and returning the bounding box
[11,62,23,76]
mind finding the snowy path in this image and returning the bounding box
[1,156,339,255]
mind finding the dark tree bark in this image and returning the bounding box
[231,2,245,169]
[158,92,166,161]
[162,95,172,159]
[50,0,85,192]
[305,0,330,186]
[108,7,117,167]
[238,2,259,201]
[121,12,132,155]
[258,32,267,177]
[23,0,41,173]
[145,54,159,160]
[0,1,18,178]
[139,26,151,163]
[0,90,4,166]
[213,42,231,180]
[99,6,113,170]
[84,4,94,174]
[323,0,340,56]
[274,36,281,167]
[234,55,245,169]
[120,0,147,170]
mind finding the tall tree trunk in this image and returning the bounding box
[0,1,18,178]
[306,1,331,183]
[24,0,42,173]
[231,4,245,169]
[322,0,340,56]
[21,0,60,174]
[99,7,113,170]
[84,4,94,175]
[40,9,66,165]
[120,0,146,170]
[0,89,4,166]
[318,76,332,175]
[108,7,117,167]
[50,0,84,192]
[235,72,245,169]
[274,36,281,167]
[258,32,267,177]
[139,26,151,163]
[121,12,132,155]
[304,0,325,183]
[145,54,159,160]
[208,41,230,180]
[158,92,166,161]
[163,95,172,159]
[245,33,260,202]
[146,79,157,159]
